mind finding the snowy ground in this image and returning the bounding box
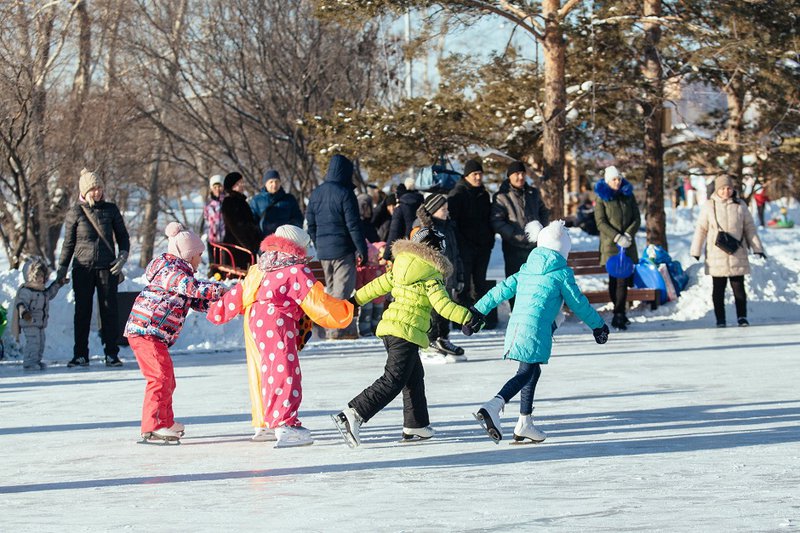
[1,203,799,531]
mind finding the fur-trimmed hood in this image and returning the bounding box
[390,239,453,284]
[594,178,634,201]
[258,234,309,272]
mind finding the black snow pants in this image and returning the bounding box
[349,335,429,429]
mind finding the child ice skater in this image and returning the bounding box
[332,228,473,447]
[11,258,67,370]
[207,225,354,448]
[125,222,226,443]
[464,220,609,443]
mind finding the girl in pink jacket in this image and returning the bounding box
[125,223,226,443]
[207,225,353,448]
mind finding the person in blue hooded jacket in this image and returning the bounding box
[249,169,304,238]
[594,165,641,330]
[305,154,367,338]
[463,220,609,444]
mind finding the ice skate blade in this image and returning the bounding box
[511,434,546,445]
[273,440,314,449]
[473,411,501,444]
[330,414,358,448]
[139,433,180,445]
[400,434,433,443]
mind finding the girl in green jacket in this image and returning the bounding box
[332,228,472,447]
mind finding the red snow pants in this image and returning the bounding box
[129,335,176,433]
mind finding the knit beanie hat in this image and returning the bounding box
[463,159,483,177]
[404,177,416,190]
[411,226,446,253]
[506,160,526,177]
[79,168,103,197]
[223,172,243,192]
[421,193,447,215]
[525,220,571,259]
[274,224,311,250]
[715,175,734,191]
[209,174,223,187]
[604,166,621,181]
[165,222,205,261]
[263,169,280,182]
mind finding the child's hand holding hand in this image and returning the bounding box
[593,324,609,344]
[461,307,485,336]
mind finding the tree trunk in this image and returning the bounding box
[540,0,566,217]
[723,76,745,187]
[642,0,667,248]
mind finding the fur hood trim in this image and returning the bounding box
[260,234,307,258]
[594,178,634,202]
[391,239,453,279]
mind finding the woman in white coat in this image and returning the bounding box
[690,175,765,327]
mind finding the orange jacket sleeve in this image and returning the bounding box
[299,282,354,329]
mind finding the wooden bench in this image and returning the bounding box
[567,250,659,310]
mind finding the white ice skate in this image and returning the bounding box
[511,414,547,444]
[331,407,363,448]
[169,422,185,436]
[251,427,277,442]
[473,395,505,443]
[140,426,181,445]
[274,426,314,448]
[401,426,436,442]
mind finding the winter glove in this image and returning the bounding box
[613,233,633,249]
[109,251,128,276]
[593,324,609,344]
[755,252,767,260]
[461,306,486,336]
[56,265,68,283]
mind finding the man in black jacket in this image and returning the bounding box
[306,154,367,339]
[491,161,550,310]
[448,159,495,323]
[57,168,130,368]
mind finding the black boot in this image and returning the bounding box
[611,313,628,331]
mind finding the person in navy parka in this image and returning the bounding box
[464,220,609,444]
[305,154,367,338]
[249,169,304,238]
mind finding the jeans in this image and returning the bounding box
[497,362,542,415]
[322,254,358,338]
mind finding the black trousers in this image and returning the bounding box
[428,310,450,343]
[502,244,531,311]
[608,275,633,315]
[455,245,492,307]
[712,275,747,323]
[349,335,429,428]
[72,265,119,357]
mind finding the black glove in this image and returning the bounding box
[755,252,767,260]
[347,295,358,309]
[692,255,700,261]
[461,306,486,336]
[593,324,609,344]
[56,265,68,283]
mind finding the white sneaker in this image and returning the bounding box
[513,414,547,443]
[475,395,505,442]
[252,427,277,442]
[402,426,436,440]
[274,425,314,448]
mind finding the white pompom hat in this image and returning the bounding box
[525,220,571,259]
[274,224,311,250]
[604,165,621,181]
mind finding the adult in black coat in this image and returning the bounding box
[383,188,424,260]
[371,193,395,242]
[221,172,261,269]
[357,192,380,243]
[448,159,495,317]
[305,154,366,338]
[57,168,130,368]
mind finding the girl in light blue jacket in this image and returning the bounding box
[464,220,609,443]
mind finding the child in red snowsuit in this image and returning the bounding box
[125,222,226,442]
[207,225,354,448]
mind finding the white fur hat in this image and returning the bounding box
[526,220,571,259]
[604,166,620,181]
[274,224,311,250]
[209,174,223,187]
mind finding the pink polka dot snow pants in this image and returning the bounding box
[249,304,303,429]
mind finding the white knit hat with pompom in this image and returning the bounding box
[165,222,205,261]
[526,220,571,259]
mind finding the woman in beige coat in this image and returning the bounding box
[690,175,765,327]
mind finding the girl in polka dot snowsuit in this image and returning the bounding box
[208,228,353,447]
